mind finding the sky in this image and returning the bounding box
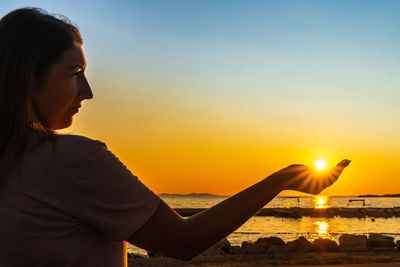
[1,0,400,196]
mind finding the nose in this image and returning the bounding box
[79,74,93,100]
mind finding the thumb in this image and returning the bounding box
[337,159,351,168]
[329,159,351,179]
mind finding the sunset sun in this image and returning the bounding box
[315,159,327,170]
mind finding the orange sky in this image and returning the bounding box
[34,0,400,197]
[61,81,400,196]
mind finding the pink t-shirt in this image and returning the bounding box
[0,133,160,267]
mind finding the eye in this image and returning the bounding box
[73,67,83,77]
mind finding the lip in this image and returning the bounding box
[71,107,80,113]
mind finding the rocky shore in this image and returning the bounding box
[175,207,400,218]
[128,234,400,266]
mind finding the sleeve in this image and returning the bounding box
[75,141,160,242]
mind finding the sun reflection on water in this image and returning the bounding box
[314,196,328,209]
[310,220,335,242]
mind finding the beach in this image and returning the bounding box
[129,252,400,266]
[128,234,400,266]
[129,248,400,266]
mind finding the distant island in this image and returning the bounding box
[358,194,400,197]
[159,193,228,197]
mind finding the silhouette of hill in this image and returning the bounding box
[358,194,400,197]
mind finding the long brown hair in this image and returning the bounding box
[0,8,82,174]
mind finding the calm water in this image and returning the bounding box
[128,195,400,255]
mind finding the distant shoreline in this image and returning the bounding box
[358,194,400,197]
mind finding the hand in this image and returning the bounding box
[272,159,351,195]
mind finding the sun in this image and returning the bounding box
[315,159,327,170]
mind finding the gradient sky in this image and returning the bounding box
[1,0,400,196]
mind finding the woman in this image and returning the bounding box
[0,8,350,267]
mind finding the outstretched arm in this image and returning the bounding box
[127,159,350,261]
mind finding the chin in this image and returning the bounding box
[52,118,73,130]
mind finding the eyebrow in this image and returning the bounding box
[70,63,86,70]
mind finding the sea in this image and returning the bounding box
[128,195,400,255]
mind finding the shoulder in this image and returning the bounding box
[50,134,108,163]
[55,134,106,150]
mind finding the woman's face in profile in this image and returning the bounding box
[32,45,93,130]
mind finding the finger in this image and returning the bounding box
[325,172,339,187]
[330,159,351,176]
[326,167,343,182]
[336,159,351,168]
[285,170,310,191]
[317,173,331,192]
[281,165,308,176]
[329,167,343,180]
[289,165,309,172]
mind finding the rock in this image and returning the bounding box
[339,234,367,252]
[393,207,400,216]
[366,208,391,218]
[312,238,338,252]
[253,237,271,250]
[327,208,338,217]
[243,244,266,254]
[285,236,314,252]
[367,233,395,250]
[353,209,367,218]
[202,238,231,256]
[216,238,231,253]
[127,253,146,258]
[311,209,331,218]
[243,241,268,255]
[338,208,365,218]
[385,208,394,217]
[274,208,301,218]
[263,236,285,246]
[266,244,285,253]
[243,236,286,255]
[280,207,302,218]
[147,251,157,257]
[241,241,251,249]
[228,245,243,255]
[396,240,400,251]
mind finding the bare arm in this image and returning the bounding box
[127,173,284,260]
[127,160,350,261]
